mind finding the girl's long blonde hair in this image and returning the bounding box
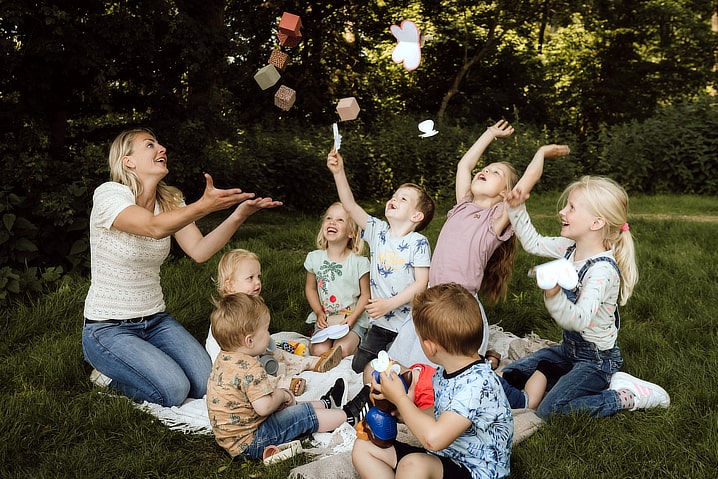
[315,202,365,255]
[480,161,519,306]
[559,176,638,305]
[108,128,183,212]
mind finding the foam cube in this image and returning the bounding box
[254,64,281,90]
[336,97,360,121]
[278,30,302,48]
[274,85,296,111]
[269,50,290,71]
[279,12,302,36]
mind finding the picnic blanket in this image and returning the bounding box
[135,326,554,478]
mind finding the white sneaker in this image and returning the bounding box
[610,372,670,411]
[90,369,112,388]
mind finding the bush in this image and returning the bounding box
[1,99,715,305]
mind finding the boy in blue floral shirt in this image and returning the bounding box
[352,283,513,479]
[327,149,434,375]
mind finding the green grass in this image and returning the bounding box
[2,194,717,478]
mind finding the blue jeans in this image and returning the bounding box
[242,402,319,459]
[82,312,212,407]
[501,331,623,419]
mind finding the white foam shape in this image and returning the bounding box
[310,323,350,344]
[370,350,391,372]
[390,20,422,71]
[418,119,438,138]
[332,122,342,151]
[531,258,579,290]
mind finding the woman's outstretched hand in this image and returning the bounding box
[199,173,255,213]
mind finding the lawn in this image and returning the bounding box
[1,193,717,478]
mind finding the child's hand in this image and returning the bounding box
[315,312,328,329]
[365,298,391,320]
[505,186,530,208]
[327,149,344,174]
[277,388,296,410]
[486,120,514,140]
[539,144,570,159]
[377,370,408,404]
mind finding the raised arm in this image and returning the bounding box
[327,149,369,229]
[455,120,514,203]
[506,144,570,208]
[173,196,283,263]
[113,173,253,240]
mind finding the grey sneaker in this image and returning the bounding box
[610,372,670,410]
[90,369,112,388]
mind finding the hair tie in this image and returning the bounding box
[621,223,630,232]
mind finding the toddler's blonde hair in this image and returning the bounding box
[210,293,269,352]
[215,249,260,297]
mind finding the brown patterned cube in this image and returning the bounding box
[274,85,296,111]
[269,50,290,71]
[278,31,302,48]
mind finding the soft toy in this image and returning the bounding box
[276,340,307,356]
[355,351,413,448]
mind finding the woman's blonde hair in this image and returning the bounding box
[315,202,365,255]
[210,293,269,351]
[559,176,638,305]
[108,128,183,212]
[215,249,260,297]
[480,161,519,305]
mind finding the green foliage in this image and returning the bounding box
[593,97,718,194]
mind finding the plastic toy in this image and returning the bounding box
[355,351,413,448]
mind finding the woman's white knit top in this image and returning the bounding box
[83,182,170,321]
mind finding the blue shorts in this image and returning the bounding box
[242,402,318,459]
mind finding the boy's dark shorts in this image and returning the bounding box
[351,324,397,373]
[393,441,472,479]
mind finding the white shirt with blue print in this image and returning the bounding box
[362,216,431,332]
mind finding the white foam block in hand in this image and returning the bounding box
[530,258,579,290]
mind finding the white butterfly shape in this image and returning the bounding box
[390,20,422,71]
[418,119,438,138]
[370,350,401,375]
[529,258,579,290]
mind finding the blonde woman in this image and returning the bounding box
[82,127,281,407]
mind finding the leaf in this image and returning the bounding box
[3,213,15,232]
[14,239,39,252]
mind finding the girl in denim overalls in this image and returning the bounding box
[499,176,669,419]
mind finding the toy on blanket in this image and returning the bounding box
[355,351,413,448]
[276,339,308,356]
